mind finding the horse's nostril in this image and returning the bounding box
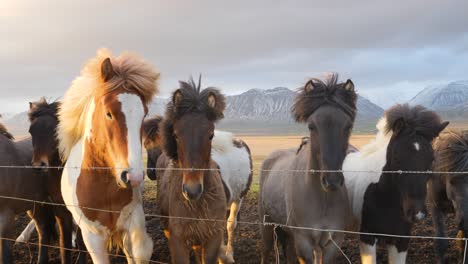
[121,170,129,183]
[40,161,46,167]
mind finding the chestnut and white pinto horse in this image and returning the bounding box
[57,49,159,263]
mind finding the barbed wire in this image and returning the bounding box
[1,164,468,175]
[2,164,468,263]
[3,236,168,264]
[0,193,466,242]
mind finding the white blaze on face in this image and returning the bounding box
[414,142,420,151]
[118,93,145,187]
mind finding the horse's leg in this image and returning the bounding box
[80,227,109,264]
[0,210,15,264]
[322,232,344,264]
[30,205,55,264]
[126,205,153,264]
[202,234,222,264]
[260,224,275,264]
[168,234,190,264]
[55,207,74,264]
[387,239,409,264]
[74,227,88,264]
[432,205,449,264]
[294,233,314,264]
[15,219,36,244]
[225,199,242,263]
[312,246,323,264]
[359,235,377,264]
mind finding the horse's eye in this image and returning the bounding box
[106,112,113,120]
[308,124,316,131]
[209,133,214,140]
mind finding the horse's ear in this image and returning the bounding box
[207,92,217,108]
[437,121,450,135]
[343,79,354,92]
[304,80,316,93]
[173,89,183,107]
[29,102,34,110]
[101,58,115,82]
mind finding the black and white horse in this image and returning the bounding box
[344,104,448,263]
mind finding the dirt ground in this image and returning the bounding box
[10,134,464,263]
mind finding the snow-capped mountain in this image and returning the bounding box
[409,81,468,110]
[223,87,383,122]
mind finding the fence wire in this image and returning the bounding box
[1,165,468,263]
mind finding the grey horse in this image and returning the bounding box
[259,74,357,264]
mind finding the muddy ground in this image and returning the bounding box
[12,189,463,264]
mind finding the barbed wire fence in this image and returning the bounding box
[1,165,468,263]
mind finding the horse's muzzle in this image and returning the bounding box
[120,170,143,188]
[32,160,48,172]
[321,173,344,192]
[182,183,203,201]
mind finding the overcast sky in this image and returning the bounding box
[1,0,467,113]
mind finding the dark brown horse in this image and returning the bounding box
[143,115,253,262]
[26,98,87,263]
[0,121,55,263]
[429,130,468,264]
[259,74,357,263]
[158,78,228,264]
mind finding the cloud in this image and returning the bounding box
[1,0,467,112]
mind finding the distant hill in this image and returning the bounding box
[3,88,385,136]
[409,80,468,120]
[219,87,383,134]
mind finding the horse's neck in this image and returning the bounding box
[375,163,401,203]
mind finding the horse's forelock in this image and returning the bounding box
[384,104,444,139]
[292,73,357,123]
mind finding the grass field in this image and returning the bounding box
[238,134,375,194]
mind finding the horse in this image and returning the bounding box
[157,78,230,264]
[15,98,87,263]
[429,130,468,264]
[343,104,448,264]
[142,116,252,263]
[0,121,56,263]
[259,74,357,263]
[57,48,159,263]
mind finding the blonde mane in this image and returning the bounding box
[360,117,393,156]
[57,48,160,159]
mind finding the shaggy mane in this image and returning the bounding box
[292,73,357,123]
[162,77,226,161]
[434,130,468,175]
[29,97,60,121]
[57,48,160,159]
[0,122,14,140]
[384,104,445,139]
